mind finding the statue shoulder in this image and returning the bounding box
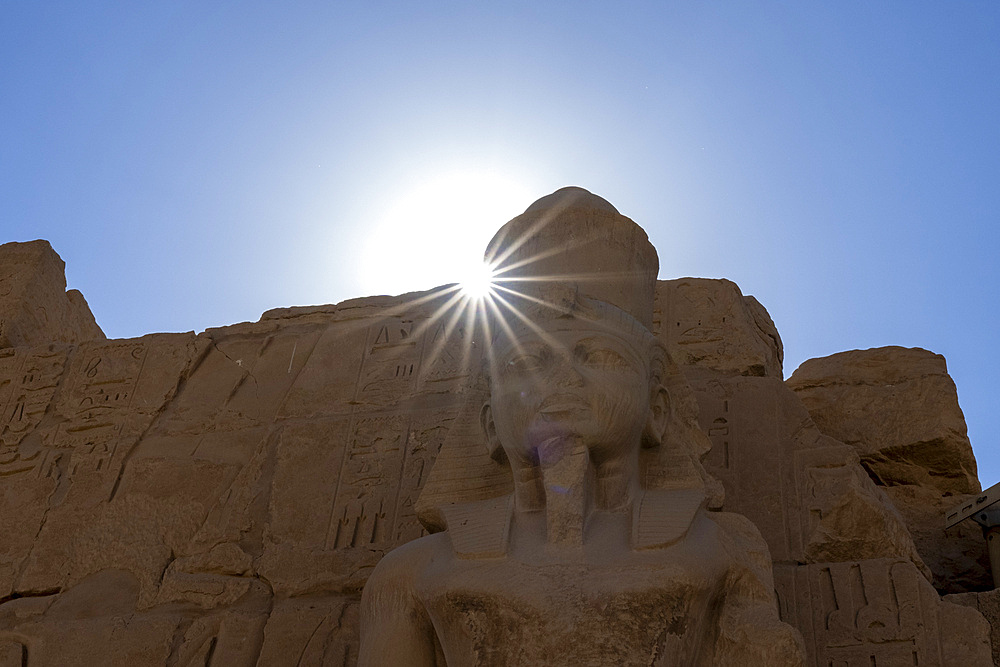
[360,535,446,667]
[367,531,448,593]
[705,511,808,665]
[705,510,773,567]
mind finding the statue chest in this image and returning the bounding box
[420,550,729,666]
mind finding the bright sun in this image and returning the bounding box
[460,260,497,299]
[357,169,535,298]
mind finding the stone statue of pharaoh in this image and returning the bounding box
[359,188,806,666]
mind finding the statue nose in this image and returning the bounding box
[551,358,585,387]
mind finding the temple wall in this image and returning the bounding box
[0,240,991,665]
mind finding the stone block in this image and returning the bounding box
[654,277,783,377]
[777,559,991,666]
[787,346,991,593]
[0,240,103,349]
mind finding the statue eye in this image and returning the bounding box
[581,348,629,369]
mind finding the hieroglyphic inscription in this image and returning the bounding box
[0,346,69,475]
[776,559,942,667]
[324,412,453,551]
[322,317,435,549]
[355,318,422,409]
[45,341,147,477]
[393,453,428,544]
[391,414,453,544]
[700,378,734,472]
[694,376,802,561]
[327,415,407,549]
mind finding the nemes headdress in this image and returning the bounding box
[415,187,720,532]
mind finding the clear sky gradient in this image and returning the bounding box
[3,3,998,485]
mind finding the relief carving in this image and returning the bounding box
[0,191,993,665]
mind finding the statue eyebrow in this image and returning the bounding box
[574,335,642,361]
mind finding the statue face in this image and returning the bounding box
[487,318,651,467]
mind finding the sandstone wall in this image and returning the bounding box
[0,245,991,665]
[0,289,478,665]
[946,589,1000,666]
[787,347,992,594]
[0,240,104,349]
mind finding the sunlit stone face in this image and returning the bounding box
[489,318,650,467]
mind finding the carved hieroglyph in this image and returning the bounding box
[0,189,993,665]
[0,292,481,664]
[689,373,989,664]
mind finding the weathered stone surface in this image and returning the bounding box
[683,370,992,664]
[655,278,783,378]
[0,287,478,662]
[257,596,359,665]
[946,588,1000,666]
[787,346,991,594]
[887,484,992,594]
[777,559,991,666]
[0,240,104,349]
[0,189,991,665]
[692,373,926,571]
[787,347,978,494]
[0,569,275,666]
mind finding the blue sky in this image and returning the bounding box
[3,3,998,485]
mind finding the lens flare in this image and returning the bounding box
[461,261,496,299]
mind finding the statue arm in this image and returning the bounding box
[709,512,807,667]
[358,543,441,667]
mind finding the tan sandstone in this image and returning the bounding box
[0,240,104,349]
[946,589,1000,666]
[0,189,992,665]
[655,278,783,378]
[787,346,991,594]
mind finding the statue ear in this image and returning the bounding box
[480,403,507,463]
[643,384,670,449]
